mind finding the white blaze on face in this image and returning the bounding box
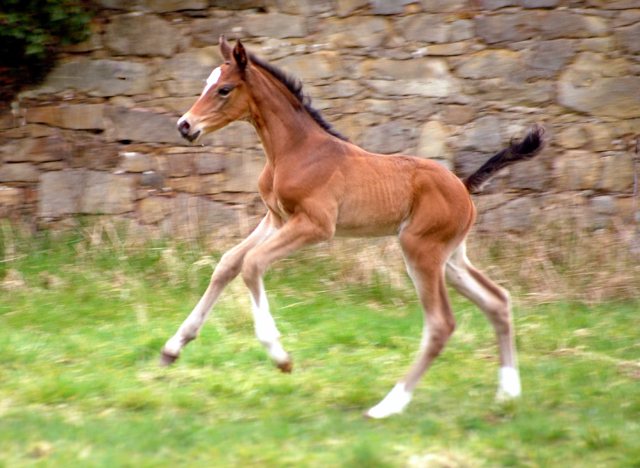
[202,67,222,95]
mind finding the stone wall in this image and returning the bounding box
[1,0,639,238]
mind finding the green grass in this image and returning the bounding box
[0,227,639,467]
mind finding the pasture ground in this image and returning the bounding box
[0,223,638,467]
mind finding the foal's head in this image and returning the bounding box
[177,37,252,143]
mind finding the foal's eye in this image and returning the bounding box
[218,85,233,97]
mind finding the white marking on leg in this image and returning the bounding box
[249,280,289,365]
[163,335,182,357]
[366,383,412,419]
[497,366,521,400]
[202,67,222,95]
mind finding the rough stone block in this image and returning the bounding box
[1,137,70,164]
[72,141,120,171]
[540,11,609,40]
[369,0,405,15]
[140,171,165,189]
[479,197,536,233]
[161,194,239,238]
[209,0,267,9]
[441,105,475,125]
[476,13,539,44]
[416,120,450,160]
[0,187,24,207]
[456,49,523,80]
[397,14,450,43]
[334,0,368,17]
[80,172,135,215]
[274,52,343,82]
[195,154,225,175]
[26,104,105,130]
[38,170,84,217]
[164,153,196,178]
[119,152,154,173]
[558,54,640,118]
[583,123,614,152]
[588,195,617,230]
[585,0,637,10]
[104,13,178,57]
[241,12,307,38]
[613,9,640,28]
[420,0,467,11]
[464,79,555,107]
[520,0,559,7]
[272,0,333,16]
[556,125,589,149]
[138,196,172,224]
[474,0,517,9]
[508,158,550,191]
[367,79,457,98]
[166,175,201,194]
[192,16,239,44]
[0,163,40,183]
[422,42,468,56]
[616,22,640,55]
[360,57,450,81]
[144,0,207,12]
[324,17,390,48]
[360,121,415,154]
[108,108,186,145]
[599,152,635,192]
[455,116,504,152]
[529,39,576,78]
[553,150,602,191]
[26,59,150,97]
[0,114,18,130]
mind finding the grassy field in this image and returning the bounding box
[0,224,639,467]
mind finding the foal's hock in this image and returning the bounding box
[161,36,545,418]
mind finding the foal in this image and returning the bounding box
[161,37,544,418]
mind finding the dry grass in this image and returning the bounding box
[1,212,638,305]
[466,220,640,304]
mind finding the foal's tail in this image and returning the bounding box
[464,125,545,193]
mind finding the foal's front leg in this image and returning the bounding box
[160,214,279,366]
[241,213,334,372]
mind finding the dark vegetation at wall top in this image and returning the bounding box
[0,0,94,105]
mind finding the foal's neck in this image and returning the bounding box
[247,68,325,168]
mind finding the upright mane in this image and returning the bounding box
[247,53,350,142]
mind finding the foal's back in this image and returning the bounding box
[331,142,474,239]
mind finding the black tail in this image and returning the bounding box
[464,125,545,193]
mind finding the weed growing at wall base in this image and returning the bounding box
[0,221,638,467]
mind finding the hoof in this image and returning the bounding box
[159,349,178,367]
[277,359,293,373]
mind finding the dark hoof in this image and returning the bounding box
[277,360,293,373]
[159,349,178,367]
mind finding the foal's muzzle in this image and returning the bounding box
[177,119,200,143]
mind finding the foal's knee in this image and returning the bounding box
[212,251,243,285]
[241,255,267,289]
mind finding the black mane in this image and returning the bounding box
[248,53,350,142]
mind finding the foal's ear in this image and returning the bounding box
[233,40,248,72]
[220,35,232,61]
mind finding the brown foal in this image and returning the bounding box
[161,37,545,418]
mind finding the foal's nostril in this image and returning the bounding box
[178,120,190,137]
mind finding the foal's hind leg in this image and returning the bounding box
[445,243,521,400]
[366,234,456,419]
[160,214,279,366]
